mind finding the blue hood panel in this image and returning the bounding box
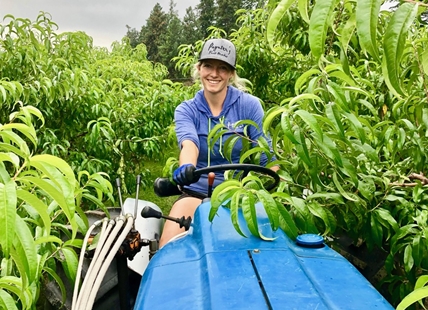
[134,202,393,309]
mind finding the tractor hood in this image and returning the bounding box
[134,201,393,309]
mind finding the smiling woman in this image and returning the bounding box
[159,38,278,247]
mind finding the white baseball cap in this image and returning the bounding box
[198,38,236,69]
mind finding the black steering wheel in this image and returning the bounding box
[154,164,280,198]
[195,164,279,191]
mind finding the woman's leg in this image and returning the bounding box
[159,196,201,247]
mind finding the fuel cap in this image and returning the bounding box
[296,234,324,248]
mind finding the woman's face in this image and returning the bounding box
[198,59,234,96]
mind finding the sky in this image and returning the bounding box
[2,0,200,48]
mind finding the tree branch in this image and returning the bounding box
[390,172,428,187]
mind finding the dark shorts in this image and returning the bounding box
[174,191,205,203]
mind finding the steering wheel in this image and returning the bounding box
[154,164,280,198]
[195,164,279,191]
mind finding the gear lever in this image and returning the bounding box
[141,206,192,231]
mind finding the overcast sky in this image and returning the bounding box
[2,0,200,48]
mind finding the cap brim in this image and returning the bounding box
[198,55,236,69]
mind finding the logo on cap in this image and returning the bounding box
[199,38,236,69]
[207,42,231,58]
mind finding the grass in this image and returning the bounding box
[135,154,178,216]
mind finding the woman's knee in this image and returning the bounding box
[168,197,201,217]
[159,197,201,247]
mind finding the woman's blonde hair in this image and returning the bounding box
[192,61,249,92]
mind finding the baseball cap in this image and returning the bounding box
[198,38,236,69]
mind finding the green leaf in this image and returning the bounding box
[338,10,356,54]
[0,142,28,158]
[209,180,241,221]
[326,82,350,112]
[294,69,321,95]
[1,123,37,147]
[415,275,428,290]
[295,110,323,142]
[0,85,7,103]
[276,202,298,239]
[309,0,337,59]
[332,172,358,201]
[306,192,344,204]
[403,244,414,273]
[0,179,16,258]
[43,266,67,305]
[343,111,365,143]
[0,289,18,310]
[0,276,29,309]
[382,3,418,97]
[355,0,381,61]
[267,0,296,51]
[256,189,279,231]
[298,0,310,24]
[328,70,356,86]
[294,128,312,167]
[16,189,51,235]
[18,176,78,238]
[223,135,242,163]
[241,192,259,238]
[82,193,109,214]
[307,201,336,235]
[240,147,267,164]
[314,134,343,168]
[370,212,383,248]
[288,93,323,108]
[357,177,375,200]
[0,152,20,170]
[263,106,287,134]
[396,286,428,310]
[60,246,78,283]
[30,154,76,190]
[9,247,28,291]
[325,103,345,138]
[290,197,318,233]
[421,49,428,75]
[374,208,398,232]
[21,105,45,127]
[230,190,246,237]
[34,235,63,245]
[14,215,38,284]
[411,234,422,267]
[280,112,299,144]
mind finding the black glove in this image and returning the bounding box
[173,164,199,186]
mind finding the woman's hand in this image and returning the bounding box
[173,164,200,186]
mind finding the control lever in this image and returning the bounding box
[207,172,215,198]
[141,206,192,231]
[115,178,124,215]
[134,175,141,220]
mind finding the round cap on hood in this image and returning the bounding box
[198,38,236,69]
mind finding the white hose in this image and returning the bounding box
[71,219,105,310]
[75,218,118,310]
[84,215,134,310]
[77,216,127,310]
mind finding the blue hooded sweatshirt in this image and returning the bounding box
[174,86,272,194]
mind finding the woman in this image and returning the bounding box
[159,38,277,247]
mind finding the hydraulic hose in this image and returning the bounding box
[84,215,134,310]
[71,218,105,310]
[75,218,120,310]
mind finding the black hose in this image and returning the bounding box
[116,254,130,310]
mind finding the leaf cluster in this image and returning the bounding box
[0,105,114,308]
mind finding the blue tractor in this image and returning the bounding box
[52,164,393,310]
